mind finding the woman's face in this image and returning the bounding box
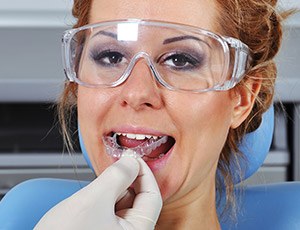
[78,0,242,203]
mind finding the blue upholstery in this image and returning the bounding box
[1,179,300,229]
[0,179,89,229]
[220,183,300,230]
[1,106,300,229]
[233,106,274,183]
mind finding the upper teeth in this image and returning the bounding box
[116,133,159,140]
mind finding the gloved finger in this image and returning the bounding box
[35,158,140,230]
[81,157,140,205]
[116,158,162,229]
[134,158,162,206]
[132,158,162,223]
[115,188,135,211]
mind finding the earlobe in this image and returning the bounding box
[231,79,262,129]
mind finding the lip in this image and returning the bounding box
[109,144,174,171]
[105,125,169,137]
[143,145,174,171]
[104,125,175,170]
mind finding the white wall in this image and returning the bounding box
[0,0,74,27]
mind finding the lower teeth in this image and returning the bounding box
[143,153,166,161]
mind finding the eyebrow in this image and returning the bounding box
[91,31,203,46]
[91,30,117,39]
[163,35,202,44]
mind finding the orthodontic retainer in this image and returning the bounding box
[102,133,168,158]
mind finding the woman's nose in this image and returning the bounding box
[119,59,163,111]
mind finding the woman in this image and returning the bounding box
[36,0,286,229]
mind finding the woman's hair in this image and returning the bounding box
[214,0,292,219]
[58,0,290,219]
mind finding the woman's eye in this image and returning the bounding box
[91,50,126,66]
[162,53,201,70]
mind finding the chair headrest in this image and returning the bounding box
[233,106,274,183]
[79,106,274,184]
[79,131,93,170]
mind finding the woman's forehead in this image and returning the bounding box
[89,0,219,32]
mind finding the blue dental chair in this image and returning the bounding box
[1,107,300,229]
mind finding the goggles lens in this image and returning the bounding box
[63,20,250,92]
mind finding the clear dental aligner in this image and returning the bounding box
[121,149,140,158]
[102,133,168,158]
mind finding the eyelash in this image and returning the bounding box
[158,52,204,71]
[90,49,127,66]
[89,47,205,72]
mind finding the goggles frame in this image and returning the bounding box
[62,19,251,92]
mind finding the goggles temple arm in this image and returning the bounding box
[224,37,251,85]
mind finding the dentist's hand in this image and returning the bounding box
[34,156,162,230]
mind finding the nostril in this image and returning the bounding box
[145,102,153,107]
[119,84,163,110]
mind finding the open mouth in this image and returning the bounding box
[102,132,175,161]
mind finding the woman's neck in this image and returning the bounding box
[155,181,221,230]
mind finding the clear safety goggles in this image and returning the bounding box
[62,19,251,93]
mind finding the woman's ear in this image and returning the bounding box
[230,78,262,129]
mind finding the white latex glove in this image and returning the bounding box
[34,156,162,230]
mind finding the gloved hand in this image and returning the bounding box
[34,156,162,230]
